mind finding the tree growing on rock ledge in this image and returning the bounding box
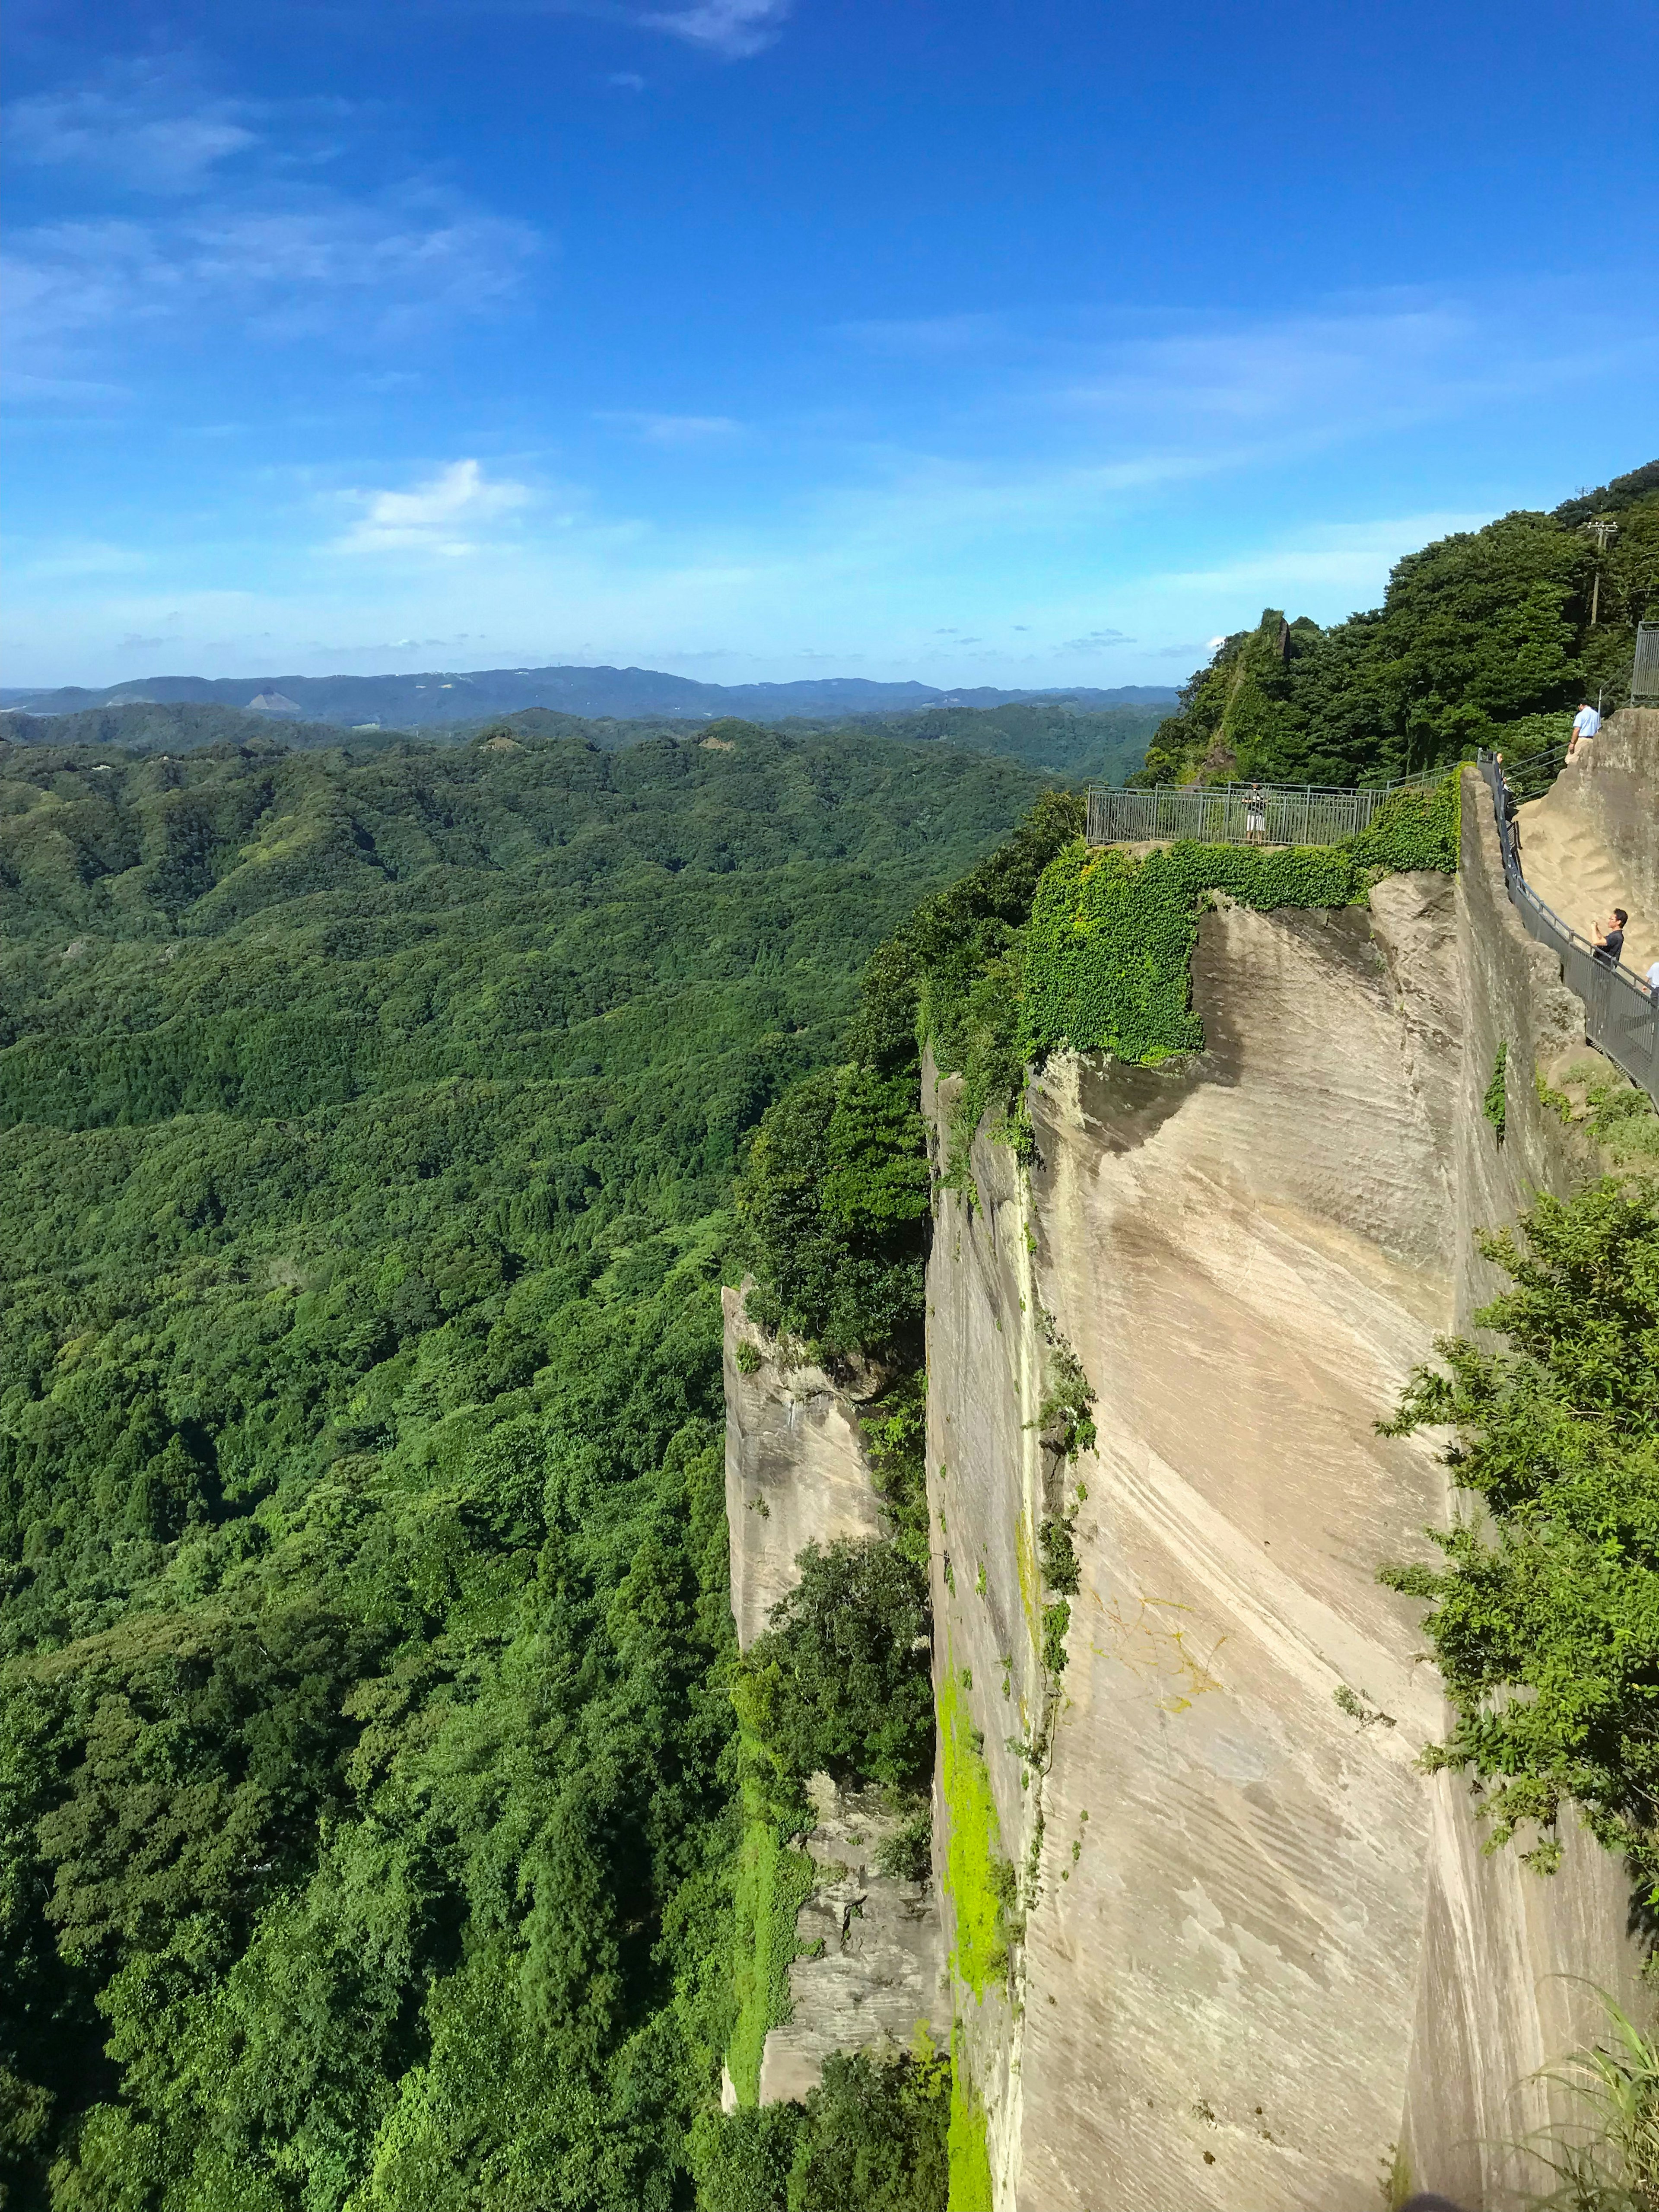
[1381,1177,1659,1885]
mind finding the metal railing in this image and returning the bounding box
[1084,770,1440,849]
[1478,752,1658,1105]
[1635,621,1659,705]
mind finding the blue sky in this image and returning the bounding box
[5,0,1656,690]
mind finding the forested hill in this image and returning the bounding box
[0,694,1166,789]
[0,721,1055,2209]
[0,662,1175,731]
[1138,458,1659,787]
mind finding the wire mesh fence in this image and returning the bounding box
[1479,753,1658,1106]
[1084,772,1440,849]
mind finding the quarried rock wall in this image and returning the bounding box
[721,1284,946,2103]
[927,878,1462,2209]
[922,769,1656,2206]
[1395,771,1649,2209]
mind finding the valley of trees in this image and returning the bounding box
[0,696,1165,793]
[0,722,1055,2209]
[6,462,1659,2210]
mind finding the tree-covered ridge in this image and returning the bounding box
[1137,460,1659,787]
[0,723,1056,2210]
[0,695,1166,790]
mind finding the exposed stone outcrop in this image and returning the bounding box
[1558,704,1659,931]
[1394,767,1652,2209]
[758,1777,947,2105]
[925,769,1655,2209]
[928,880,1462,2209]
[721,1284,946,2102]
[722,1282,887,1653]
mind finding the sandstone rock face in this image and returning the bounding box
[758,1777,948,2106]
[722,1285,946,2102]
[925,800,1648,2209]
[929,885,1459,2210]
[1558,704,1659,931]
[722,1282,886,1653]
[1395,771,1649,2209]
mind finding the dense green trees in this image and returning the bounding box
[737,1541,934,1797]
[0,722,1053,2209]
[1136,461,1659,787]
[1382,1179,1659,1881]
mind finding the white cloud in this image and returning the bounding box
[4,64,260,195]
[637,0,791,57]
[6,201,539,374]
[597,410,742,444]
[329,460,536,556]
[1061,629,1135,651]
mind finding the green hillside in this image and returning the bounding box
[0,697,1163,788]
[0,722,1054,2211]
[1137,459,1659,787]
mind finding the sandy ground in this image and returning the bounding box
[1515,765,1658,982]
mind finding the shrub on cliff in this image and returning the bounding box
[693,2049,948,2212]
[736,1538,934,1795]
[1017,770,1459,1067]
[734,1062,930,1358]
[1380,1179,1659,1880]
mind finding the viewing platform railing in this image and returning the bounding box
[1478,751,1658,1106]
[1084,771,1440,849]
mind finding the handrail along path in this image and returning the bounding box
[1478,750,1658,1106]
[1083,754,1658,1106]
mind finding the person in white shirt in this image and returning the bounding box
[1569,701,1602,756]
[1648,959,1659,1002]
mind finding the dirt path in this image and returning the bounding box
[1515,757,1658,982]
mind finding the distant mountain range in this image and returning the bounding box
[0,663,1177,729]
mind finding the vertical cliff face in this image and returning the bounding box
[924,751,1655,2209]
[719,735,1657,2196]
[928,879,1462,2209]
[722,1283,887,1653]
[1396,768,1649,2210]
[721,1284,947,2104]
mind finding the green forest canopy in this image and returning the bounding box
[0,721,1055,2211]
[1137,458,1659,787]
[0,696,1164,793]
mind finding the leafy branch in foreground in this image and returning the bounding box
[1380,1180,1659,1878]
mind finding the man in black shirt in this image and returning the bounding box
[1592,908,1627,966]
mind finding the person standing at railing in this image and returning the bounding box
[1648,959,1659,1003]
[1245,782,1266,847]
[1569,700,1602,758]
[1592,908,1627,967]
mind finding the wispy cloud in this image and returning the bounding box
[329,460,536,555]
[597,410,742,444]
[1061,628,1135,651]
[5,62,261,195]
[7,201,538,374]
[837,312,1008,357]
[636,0,791,58]
[2,61,538,383]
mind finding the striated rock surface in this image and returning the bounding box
[928,879,1461,2210]
[926,795,1651,2209]
[722,1281,886,1652]
[758,1777,948,2105]
[722,1284,946,2102]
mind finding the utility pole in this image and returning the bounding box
[1583,516,1618,626]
